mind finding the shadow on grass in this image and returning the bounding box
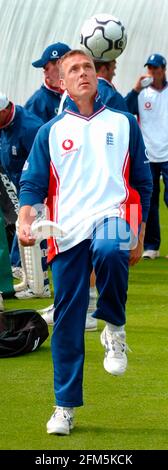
[71,425,168,434]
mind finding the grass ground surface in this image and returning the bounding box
[0,184,168,451]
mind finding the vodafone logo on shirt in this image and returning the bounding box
[62,139,74,151]
[61,139,79,156]
[144,101,152,110]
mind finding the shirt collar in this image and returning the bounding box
[43,80,63,94]
[64,92,105,117]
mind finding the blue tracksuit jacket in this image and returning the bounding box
[0,105,43,191]
[25,84,62,123]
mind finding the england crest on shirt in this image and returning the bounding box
[106,132,114,145]
[12,145,17,155]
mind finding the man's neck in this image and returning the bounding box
[44,79,62,93]
[97,73,111,84]
[75,97,94,116]
[152,78,167,90]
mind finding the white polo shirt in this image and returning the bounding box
[138,84,168,162]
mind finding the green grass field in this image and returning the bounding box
[0,185,168,451]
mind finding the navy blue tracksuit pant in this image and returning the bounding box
[51,218,132,407]
[144,161,168,250]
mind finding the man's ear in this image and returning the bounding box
[60,78,66,91]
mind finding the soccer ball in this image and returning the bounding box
[80,13,127,61]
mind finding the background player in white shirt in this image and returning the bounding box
[126,53,168,259]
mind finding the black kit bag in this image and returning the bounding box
[0,309,49,358]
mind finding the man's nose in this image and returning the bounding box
[79,67,86,75]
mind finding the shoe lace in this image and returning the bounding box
[12,267,23,279]
[52,406,73,422]
[107,331,131,357]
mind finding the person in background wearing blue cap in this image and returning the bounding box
[125,53,168,259]
[25,42,71,122]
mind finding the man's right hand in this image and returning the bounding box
[18,222,36,246]
[18,205,37,246]
[133,74,152,93]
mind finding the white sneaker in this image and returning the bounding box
[85,312,97,331]
[39,303,98,329]
[100,323,127,375]
[12,266,23,280]
[15,285,51,299]
[38,304,55,325]
[47,406,74,435]
[142,249,160,260]
[0,293,4,312]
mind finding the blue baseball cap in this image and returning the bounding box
[32,42,71,68]
[144,53,167,68]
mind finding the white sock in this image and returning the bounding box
[87,286,97,314]
[106,322,125,332]
[89,286,97,299]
